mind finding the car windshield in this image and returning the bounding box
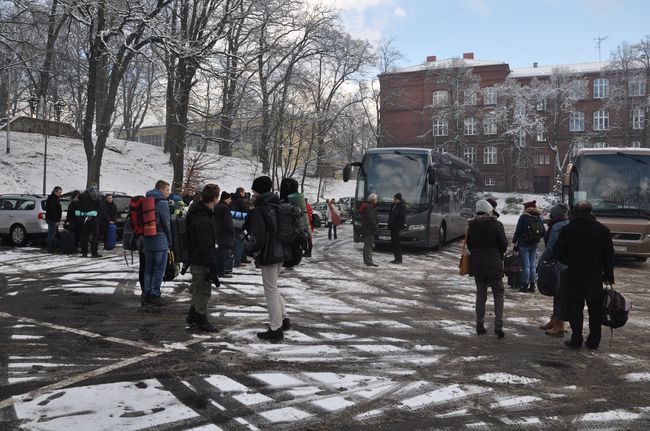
[574,153,650,216]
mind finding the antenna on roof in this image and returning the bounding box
[594,35,608,62]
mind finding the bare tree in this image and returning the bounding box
[117,53,156,141]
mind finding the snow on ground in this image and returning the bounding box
[0,132,355,200]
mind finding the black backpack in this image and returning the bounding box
[602,285,630,329]
[522,217,544,243]
[267,202,309,267]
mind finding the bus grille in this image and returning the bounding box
[610,232,642,241]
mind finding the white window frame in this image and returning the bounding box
[632,108,645,130]
[484,177,496,187]
[464,117,478,135]
[629,76,646,97]
[463,90,477,106]
[571,80,587,100]
[483,118,497,135]
[536,128,547,142]
[536,98,547,111]
[593,78,609,99]
[569,111,585,132]
[593,142,609,149]
[463,146,476,164]
[483,146,497,164]
[483,87,497,105]
[533,154,550,165]
[433,118,448,136]
[432,90,449,107]
[631,140,642,148]
[593,110,609,131]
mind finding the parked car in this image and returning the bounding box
[311,202,328,225]
[60,191,132,240]
[0,194,49,246]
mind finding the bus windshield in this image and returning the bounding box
[574,153,650,216]
[359,151,430,210]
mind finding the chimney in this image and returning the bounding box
[426,55,437,62]
[533,62,538,68]
[463,52,474,60]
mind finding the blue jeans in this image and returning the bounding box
[233,230,244,266]
[47,221,58,252]
[144,250,168,297]
[519,246,537,284]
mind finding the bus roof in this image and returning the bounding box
[367,147,475,168]
[576,147,650,157]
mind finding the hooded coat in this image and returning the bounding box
[466,214,508,279]
[187,200,218,274]
[143,188,172,252]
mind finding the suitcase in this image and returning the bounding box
[171,215,190,263]
[507,271,521,288]
[60,230,76,254]
[104,223,117,250]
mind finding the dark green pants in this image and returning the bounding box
[190,265,212,315]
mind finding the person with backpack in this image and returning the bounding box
[553,201,615,350]
[78,184,102,258]
[214,191,235,278]
[512,200,545,293]
[467,199,509,338]
[360,193,379,267]
[388,193,406,264]
[186,183,221,332]
[45,186,63,253]
[243,176,291,343]
[142,180,172,306]
[538,203,570,336]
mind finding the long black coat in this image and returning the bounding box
[388,200,406,230]
[213,201,235,247]
[187,201,218,275]
[553,214,615,301]
[466,215,508,279]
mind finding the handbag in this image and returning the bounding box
[503,250,522,274]
[163,250,179,282]
[536,259,561,297]
[459,231,470,276]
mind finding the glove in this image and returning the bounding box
[208,271,220,288]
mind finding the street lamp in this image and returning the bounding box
[53,99,65,122]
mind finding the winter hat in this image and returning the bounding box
[523,200,537,209]
[475,199,493,215]
[252,176,273,194]
[394,193,402,200]
[280,177,299,202]
[550,203,569,220]
[220,191,231,202]
[486,197,497,208]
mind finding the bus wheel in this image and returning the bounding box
[635,257,647,262]
[437,225,446,251]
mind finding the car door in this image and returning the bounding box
[16,199,40,233]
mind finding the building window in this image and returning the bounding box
[533,154,550,165]
[593,142,608,148]
[483,117,497,135]
[593,78,609,99]
[569,111,585,132]
[593,110,609,131]
[463,146,476,164]
[629,76,646,97]
[570,80,587,99]
[536,128,547,142]
[515,99,526,118]
[435,146,449,154]
[463,90,477,106]
[484,177,496,187]
[631,140,642,148]
[536,98,547,111]
[432,90,449,107]
[484,146,497,164]
[433,118,448,136]
[464,117,478,135]
[483,87,497,105]
[632,108,645,130]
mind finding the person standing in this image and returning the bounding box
[45,186,63,253]
[214,191,235,278]
[304,199,314,257]
[244,176,291,343]
[78,184,101,258]
[554,201,615,350]
[388,193,406,264]
[186,184,221,331]
[326,198,339,240]
[512,200,545,293]
[64,190,82,251]
[360,193,379,267]
[100,194,118,240]
[142,180,172,306]
[231,187,250,266]
[486,197,500,218]
[538,203,570,336]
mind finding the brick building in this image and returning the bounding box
[379,53,647,193]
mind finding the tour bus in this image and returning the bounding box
[343,147,480,248]
[563,147,650,261]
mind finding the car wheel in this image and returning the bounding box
[10,224,28,246]
[437,224,446,251]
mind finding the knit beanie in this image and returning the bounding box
[550,203,569,220]
[486,197,497,208]
[523,200,537,209]
[252,176,273,194]
[475,199,493,215]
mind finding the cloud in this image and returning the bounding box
[393,6,407,20]
[463,0,490,15]
[313,0,399,43]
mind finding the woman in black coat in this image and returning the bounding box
[467,199,509,338]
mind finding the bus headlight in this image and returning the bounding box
[408,224,426,231]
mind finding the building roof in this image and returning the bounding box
[509,61,609,78]
[388,58,507,75]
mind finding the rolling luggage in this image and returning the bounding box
[60,229,76,254]
[104,223,117,250]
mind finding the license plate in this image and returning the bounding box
[614,246,627,252]
[378,235,391,241]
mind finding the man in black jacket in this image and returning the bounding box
[100,194,118,241]
[554,200,615,350]
[388,193,406,264]
[78,184,101,258]
[214,191,235,278]
[45,186,63,253]
[186,183,221,332]
[231,187,251,266]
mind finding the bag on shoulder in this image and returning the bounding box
[537,259,561,297]
[459,231,470,276]
[142,196,158,237]
[522,217,545,243]
[503,250,522,274]
[602,284,630,329]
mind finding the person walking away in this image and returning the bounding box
[512,200,545,292]
[186,184,221,331]
[64,190,82,251]
[214,191,235,278]
[326,198,339,240]
[78,184,101,258]
[388,193,406,264]
[243,176,291,343]
[539,203,570,336]
[360,193,379,267]
[100,194,118,241]
[304,199,314,257]
[45,186,63,253]
[142,180,172,306]
[467,199,508,338]
[554,201,615,350]
[231,187,251,266]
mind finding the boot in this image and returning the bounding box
[494,327,505,339]
[540,316,556,330]
[545,320,566,336]
[185,305,200,327]
[528,282,536,293]
[476,322,487,335]
[518,283,529,293]
[257,327,284,343]
[195,313,218,332]
[281,318,291,331]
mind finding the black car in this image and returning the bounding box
[60,191,132,240]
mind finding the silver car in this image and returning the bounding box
[0,194,49,246]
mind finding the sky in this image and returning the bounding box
[326,0,650,69]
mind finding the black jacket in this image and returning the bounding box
[231,194,250,213]
[466,215,508,279]
[388,200,406,230]
[213,201,235,247]
[77,191,100,218]
[360,202,379,236]
[187,201,218,274]
[45,193,62,222]
[553,213,615,301]
[65,199,80,228]
[243,192,287,266]
[101,201,118,224]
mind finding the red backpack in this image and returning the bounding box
[128,196,146,236]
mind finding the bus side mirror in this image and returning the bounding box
[428,168,437,185]
[562,163,574,187]
[343,162,362,182]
